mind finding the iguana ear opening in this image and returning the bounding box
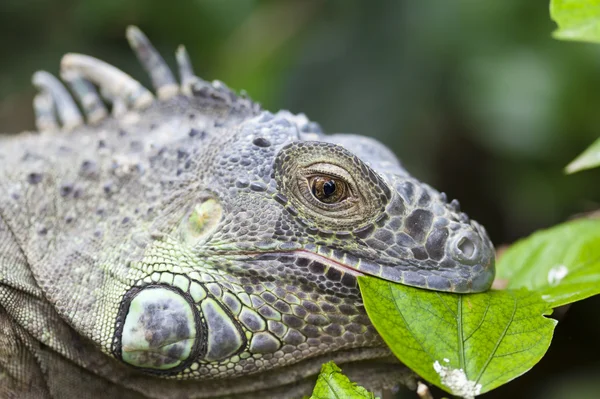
[178,198,223,247]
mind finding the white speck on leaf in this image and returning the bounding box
[443,358,450,363]
[547,265,569,286]
[433,360,482,399]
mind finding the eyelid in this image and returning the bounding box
[302,162,355,183]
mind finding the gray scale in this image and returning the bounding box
[0,26,494,396]
[201,299,244,361]
[239,307,266,332]
[249,332,281,354]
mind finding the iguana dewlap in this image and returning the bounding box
[0,27,495,398]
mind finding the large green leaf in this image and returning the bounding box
[565,136,600,173]
[358,278,556,397]
[550,0,600,43]
[310,361,376,399]
[497,218,600,308]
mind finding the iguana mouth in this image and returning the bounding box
[291,249,365,277]
[225,244,494,293]
[282,248,477,292]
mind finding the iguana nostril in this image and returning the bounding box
[450,232,483,265]
[457,237,475,258]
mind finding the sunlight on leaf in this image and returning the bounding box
[358,278,556,397]
[551,0,600,43]
[310,361,377,399]
[565,136,600,173]
[497,218,600,308]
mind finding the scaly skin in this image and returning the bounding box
[0,28,495,398]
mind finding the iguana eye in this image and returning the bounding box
[274,142,392,230]
[309,176,347,204]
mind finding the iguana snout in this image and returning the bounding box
[261,135,496,293]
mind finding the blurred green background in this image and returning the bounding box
[1,0,599,397]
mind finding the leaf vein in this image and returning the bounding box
[388,283,436,361]
[464,295,491,343]
[474,291,518,384]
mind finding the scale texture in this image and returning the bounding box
[0,27,495,398]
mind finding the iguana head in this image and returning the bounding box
[19,27,494,387]
[187,113,495,294]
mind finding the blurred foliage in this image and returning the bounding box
[566,136,600,172]
[551,0,600,43]
[1,0,600,397]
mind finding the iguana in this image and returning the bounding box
[0,27,495,398]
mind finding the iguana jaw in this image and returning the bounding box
[218,240,495,294]
[287,248,495,293]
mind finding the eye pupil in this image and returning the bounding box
[310,176,346,204]
[323,180,336,197]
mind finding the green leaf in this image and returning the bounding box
[310,361,377,399]
[358,277,556,397]
[550,0,600,43]
[565,136,600,173]
[497,218,600,308]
